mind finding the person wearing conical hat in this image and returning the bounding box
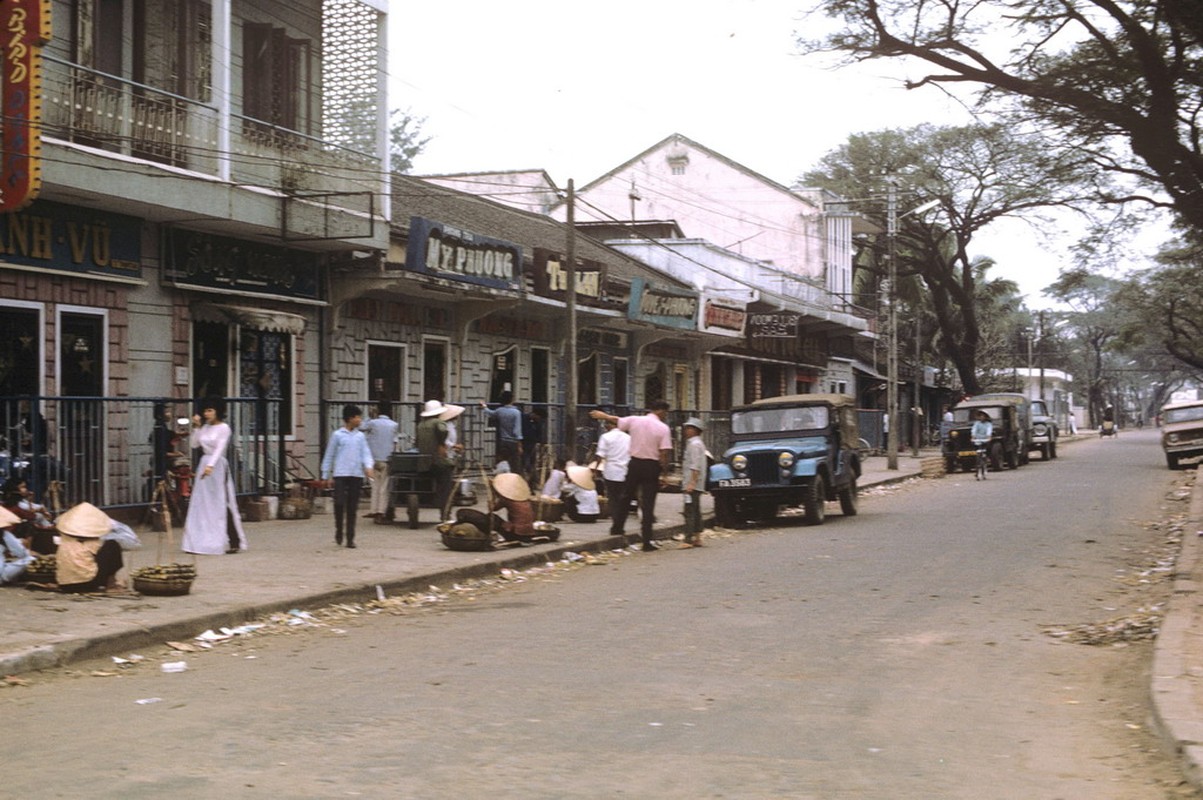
[563,464,600,524]
[55,502,126,593]
[0,506,34,586]
[416,400,456,521]
[489,472,536,543]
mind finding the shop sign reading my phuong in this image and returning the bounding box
[404,216,522,292]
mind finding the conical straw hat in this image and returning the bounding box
[493,472,532,502]
[56,502,111,539]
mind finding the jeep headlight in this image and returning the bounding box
[1033,423,1047,436]
[1168,433,1180,444]
[778,451,795,468]
[731,454,748,471]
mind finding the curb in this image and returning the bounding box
[1150,466,1203,792]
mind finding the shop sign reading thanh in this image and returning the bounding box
[0,200,141,278]
[531,248,605,301]
[0,0,51,214]
[627,277,698,331]
[700,292,747,337]
[164,228,321,300]
[405,216,522,291]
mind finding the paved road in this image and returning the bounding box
[5,430,1196,799]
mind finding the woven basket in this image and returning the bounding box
[131,564,197,596]
[534,499,564,523]
[24,555,56,584]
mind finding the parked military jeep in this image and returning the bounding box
[706,394,861,527]
[1161,400,1203,470]
[942,400,1023,473]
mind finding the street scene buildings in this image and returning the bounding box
[0,0,1038,513]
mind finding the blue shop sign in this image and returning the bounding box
[0,200,141,278]
[404,216,522,292]
[628,277,698,330]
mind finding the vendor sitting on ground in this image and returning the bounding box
[0,506,34,586]
[2,476,57,554]
[490,472,538,544]
[539,458,567,499]
[562,464,600,524]
[53,502,127,594]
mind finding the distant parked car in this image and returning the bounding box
[706,393,861,527]
[1160,400,1203,469]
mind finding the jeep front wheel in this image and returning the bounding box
[714,495,738,528]
[803,475,826,526]
[837,476,858,517]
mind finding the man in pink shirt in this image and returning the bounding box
[590,400,672,551]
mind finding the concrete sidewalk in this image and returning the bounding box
[0,454,929,676]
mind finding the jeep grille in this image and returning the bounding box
[747,452,783,484]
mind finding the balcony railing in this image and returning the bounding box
[40,56,381,216]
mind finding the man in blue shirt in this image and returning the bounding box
[359,401,399,523]
[481,391,523,471]
[321,405,375,548]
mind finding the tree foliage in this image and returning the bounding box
[1116,239,1203,369]
[800,0,1203,240]
[802,123,1087,393]
[389,108,431,175]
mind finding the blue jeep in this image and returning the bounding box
[707,394,862,527]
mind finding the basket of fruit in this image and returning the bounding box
[24,554,56,584]
[131,563,197,596]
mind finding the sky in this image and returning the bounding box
[385,1,1102,307]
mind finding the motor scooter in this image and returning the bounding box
[1100,420,1117,437]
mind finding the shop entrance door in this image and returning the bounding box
[368,343,405,405]
[60,312,106,504]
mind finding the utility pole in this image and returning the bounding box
[565,179,578,461]
[885,179,899,470]
[912,316,921,457]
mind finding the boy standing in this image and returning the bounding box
[321,405,375,548]
[681,417,707,546]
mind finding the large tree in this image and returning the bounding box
[803,123,1088,393]
[1116,239,1203,369]
[800,0,1203,239]
[389,108,431,174]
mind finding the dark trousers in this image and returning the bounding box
[60,540,124,593]
[618,457,661,545]
[683,489,703,539]
[431,463,453,520]
[604,478,628,536]
[497,439,521,469]
[332,476,364,544]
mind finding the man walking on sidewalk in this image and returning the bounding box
[321,405,375,548]
[590,400,671,552]
[360,401,398,522]
[594,417,631,538]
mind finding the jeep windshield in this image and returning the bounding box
[1164,405,1203,424]
[951,406,1005,423]
[732,405,829,434]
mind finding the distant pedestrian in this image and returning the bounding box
[321,404,375,548]
[594,418,631,536]
[182,398,248,555]
[590,400,671,552]
[481,391,523,470]
[359,401,399,523]
[680,417,707,547]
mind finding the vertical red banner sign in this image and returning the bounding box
[1,0,51,213]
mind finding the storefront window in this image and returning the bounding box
[489,347,516,403]
[577,352,598,405]
[530,347,549,404]
[423,339,448,402]
[239,329,293,434]
[613,358,629,407]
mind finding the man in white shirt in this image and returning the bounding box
[594,418,631,538]
[359,401,399,522]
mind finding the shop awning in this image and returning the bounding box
[191,302,307,335]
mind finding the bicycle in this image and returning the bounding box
[973,441,989,481]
